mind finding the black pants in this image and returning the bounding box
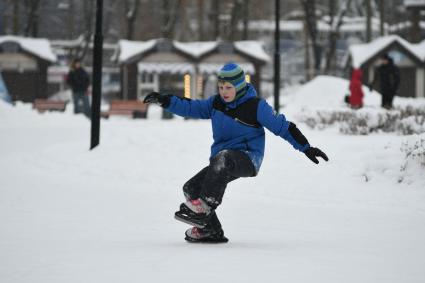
[183,150,255,208]
[382,91,395,109]
[182,150,256,230]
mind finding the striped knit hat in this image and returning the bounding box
[217,63,247,100]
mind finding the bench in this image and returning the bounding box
[33,99,68,113]
[102,100,149,119]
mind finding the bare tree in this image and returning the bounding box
[378,0,384,36]
[75,0,95,60]
[211,0,220,40]
[325,0,352,74]
[162,0,181,39]
[12,0,21,35]
[198,0,205,41]
[300,0,321,76]
[124,0,141,40]
[365,0,371,42]
[242,0,250,40]
[66,0,76,39]
[23,0,42,37]
[229,0,242,41]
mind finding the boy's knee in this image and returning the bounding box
[183,182,198,200]
[210,150,233,173]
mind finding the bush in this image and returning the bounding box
[300,105,425,135]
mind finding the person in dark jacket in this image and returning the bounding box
[143,63,329,243]
[67,59,91,118]
[369,53,400,109]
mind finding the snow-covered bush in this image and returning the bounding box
[398,134,425,183]
[401,136,425,167]
[300,104,425,135]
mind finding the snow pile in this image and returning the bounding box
[284,76,425,135]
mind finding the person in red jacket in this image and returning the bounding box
[345,68,364,109]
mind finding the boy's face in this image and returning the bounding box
[218,81,236,103]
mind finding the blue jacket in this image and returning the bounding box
[165,83,310,173]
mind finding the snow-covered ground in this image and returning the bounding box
[1,77,424,283]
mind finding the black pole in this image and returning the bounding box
[273,0,281,113]
[90,0,103,150]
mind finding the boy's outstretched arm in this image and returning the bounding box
[257,100,329,164]
[144,92,212,119]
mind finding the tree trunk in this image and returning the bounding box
[242,0,249,40]
[126,0,140,40]
[379,0,384,36]
[410,8,421,43]
[79,0,95,60]
[229,1,241,41]
[300,0,320,75]
[304,22,312,81]
[67,0,75,39]
[212,0,220,40]
[365,0,371,42]
[24,0,41,37]
[13,0,20,35]
[325,0,336,74]
[162,0,180,39]
[325,0,352,74]
[198,0,204,41]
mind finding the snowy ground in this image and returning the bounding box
[1,77,425,283]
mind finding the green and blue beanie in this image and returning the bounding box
[217,63,247,100]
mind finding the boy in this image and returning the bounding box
[143,63,328,243]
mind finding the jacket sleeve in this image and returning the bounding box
[165,95,213,119]
[257,99,310,152]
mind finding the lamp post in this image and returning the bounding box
[273,0,281,113]
[90,0,103,150]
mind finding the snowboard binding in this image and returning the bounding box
[174,202,212,228]
[175,203,229,243]
[184,227,229,243]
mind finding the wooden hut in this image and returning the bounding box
[0,36,57,102]
[113,39,269,101]
[347,35,425,98]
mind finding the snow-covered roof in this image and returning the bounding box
[349,35,424,68]
[138,62,195,74]
[198,62,255,74]
[234,41,270,63]
[411,40,425,62]
[173,41,218,58]
[115,39,157,63]
[404,0,425,7]
[0,35,57,63]
[246,18,383,33]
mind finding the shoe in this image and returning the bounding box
[174,199,212,228]
[184,227,229,243]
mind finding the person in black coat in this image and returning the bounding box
[369,53,400,109]
[67,59,91,118]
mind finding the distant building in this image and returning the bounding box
[347,35,425,98]
[0,36,57,102]
[112,38,270,101]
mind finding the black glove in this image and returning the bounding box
[304,147,329,164]
[143,92,170,108]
